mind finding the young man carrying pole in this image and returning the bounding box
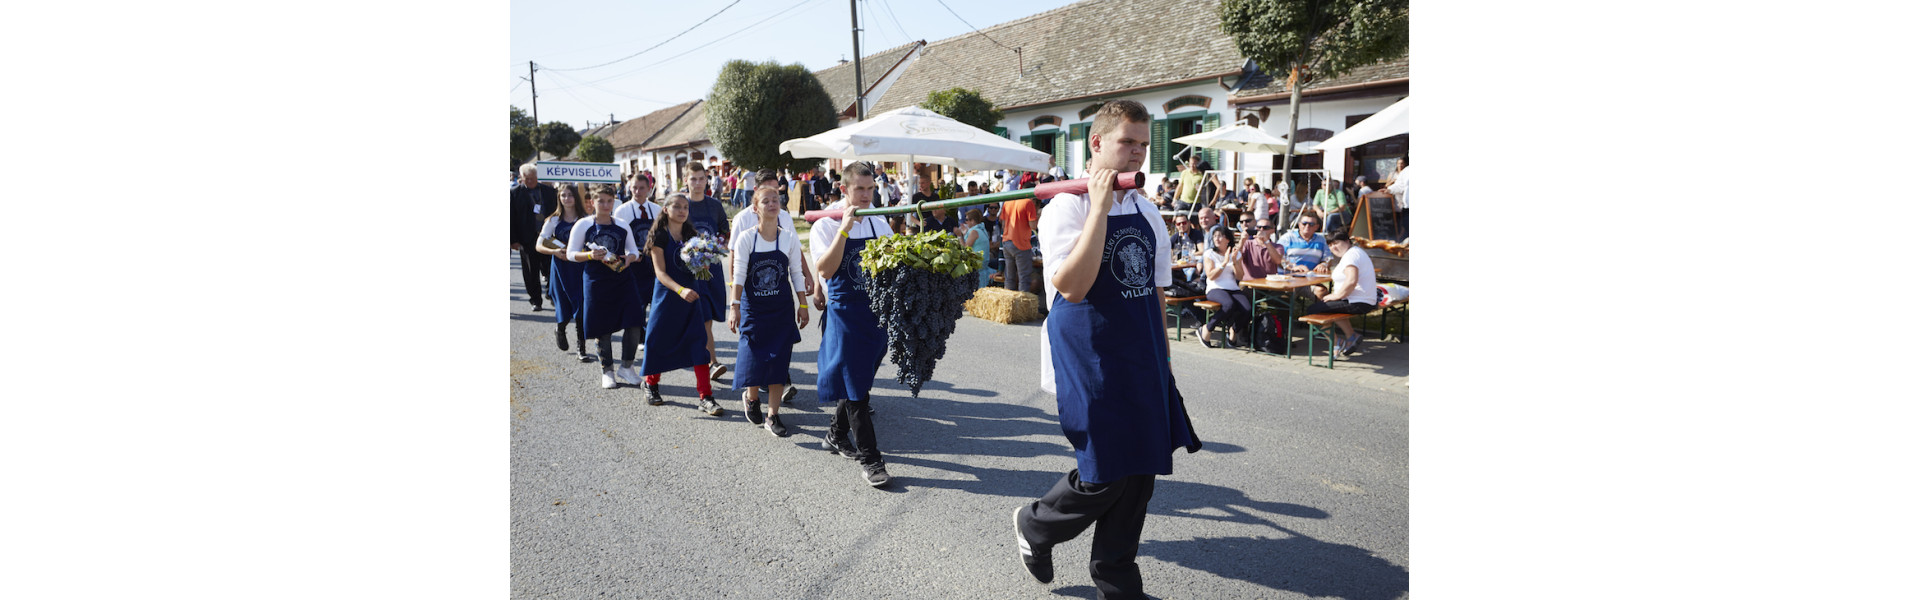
[1014,100,1201,599]
[809,162,895,488]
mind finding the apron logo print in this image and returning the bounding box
[1107,228,1153,290]
[753,263,781,296]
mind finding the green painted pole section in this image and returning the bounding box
[842,187,1037,219]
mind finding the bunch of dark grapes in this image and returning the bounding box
[867,266,974,396]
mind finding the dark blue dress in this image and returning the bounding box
[1045,209,1201,484]
[817,217,886,403]
[622,201,658,316]
[580,221,649,338]
[639,233,714,376]
[685,196,730,323]
[547,217,585,325]
[731,233,801,390]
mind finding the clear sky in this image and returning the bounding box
[511,0,1081,131]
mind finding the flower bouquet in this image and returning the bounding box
[678,234,729,280]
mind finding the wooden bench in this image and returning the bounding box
[1297,312,1358,368]
[1164,296,1204,341]
[1362,298,1409,343]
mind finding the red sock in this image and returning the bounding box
[693,365,712,396]
[644,373,660,385]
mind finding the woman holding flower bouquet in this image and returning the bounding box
[727,187,810,437]
[639,192,725,415]
[681,163,733,381]
[535,183,593,363]
[564,184,648,389]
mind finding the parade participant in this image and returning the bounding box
[727,187,811,437]
[564,185,647,389]
[731,169,815,405]
[682,163,732,380]
[511,162,557,310]
[534,183,593,362]
[614,174,661,343]
[809,161,895,488]
[1016,100,1200,599]
[638,193,723,415]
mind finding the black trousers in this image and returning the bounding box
[1205,288,1252,335]
[828,399,882,465]
[518,247,547,307]
[1020,470,1157,600]
[595,327,642,369]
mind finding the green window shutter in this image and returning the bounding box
[1203,113,1222,168]
[1051,132,1066,174]
[1021,134,1032,149]
[1070,123,1090,173]
[1150,119,1168,174]
[995,126,1009,139]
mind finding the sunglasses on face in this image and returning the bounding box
[1260,225,1275,230]
[1300,222,1318,227]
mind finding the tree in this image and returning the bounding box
[511,106,537,168]
[536,122,581,161]
[575,135,614,163]
[921,88,1003,133]
[1218,0,1408,215]
[707,59,838,172]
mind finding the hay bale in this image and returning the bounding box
[966,287,1041,324]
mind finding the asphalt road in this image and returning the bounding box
[510,251,1409,599]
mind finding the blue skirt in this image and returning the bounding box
[639,279,713,376]
[549,256,585,324]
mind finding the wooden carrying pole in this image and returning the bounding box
[803,172,1145,223]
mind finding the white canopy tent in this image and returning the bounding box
[778,106,1052,172]
[1314,96,1409,154]
[1170,123,1321,156]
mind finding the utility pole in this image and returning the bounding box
[850,0,865,121]
[529,61,541,161]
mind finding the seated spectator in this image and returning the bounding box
[1199,228,1251,348]
[1277,214,1332,272]
[1301,228,1377,356]
[1198,207,1223,241]
[1235,218,1286,279]
[1313,177,1350,234]
[1170,215,1204,255]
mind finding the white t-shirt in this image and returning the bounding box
[807,210,893,259]
[1386,166,1410,211]
[565,218,640,259]
[612,200,660,232]
[1037,189,1171,394]
[1331,245,1378,305]
[1203,248,1241,292]
[730,227,808,296]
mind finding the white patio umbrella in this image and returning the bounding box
[1170,123,1318,155]
[1314,96,1409,153]
[778,106,1051,172]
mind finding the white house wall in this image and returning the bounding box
[1251,95,1404,185]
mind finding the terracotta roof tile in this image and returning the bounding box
[812,41,924,115]
[1230,53,1409,100]
[643,100,708,152]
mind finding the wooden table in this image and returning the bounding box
[1238,273,1332,358]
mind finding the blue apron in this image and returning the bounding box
[1046,207,1200,484]
[580,221,649,338]
[731,235,801,390]
[639,234,714,376]
[817,218,886,403]
[548,217,585,324]
[623,202,658,309]
[685,196,729,323]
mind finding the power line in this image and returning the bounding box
[554,0,829,90]
[933,0,1016,52]
[545,69,674,105]
[540,1,742,72]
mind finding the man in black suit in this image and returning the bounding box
[510,162,557,310]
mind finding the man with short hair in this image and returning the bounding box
[1015,100,1200,600]
[1197,207,1222,242]
[1313,177,1349,233]
[511,162,557,311]
[1235,218,1286,280]
[1171,154,1203,211]
[810,162,895,487]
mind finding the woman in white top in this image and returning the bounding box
[1200,227,1251,348]
[1302,228,1378,356]
[726,187,811,437]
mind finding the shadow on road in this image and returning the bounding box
[1140,529,1408,600]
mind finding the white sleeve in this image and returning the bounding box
[540,216,559,240]
[730,210,754,238]
[778,211,794,232]
[1038,192,1089,303]
[612,202,633,230]
[811,217,839,255]
[1142,194,1171,287]
[784,230,807,290]
[566,219,592,254]
[867,215,893,238]
[731,234,754,286]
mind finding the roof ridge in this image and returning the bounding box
[916,0,1089,50]
[811,40,924,77]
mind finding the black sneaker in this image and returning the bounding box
[765,414,789,437]
[556,327,569,351]
[820,436,859,459]
[745,399,764,425]
[645,383,665,406]
[781,385,798,404]
[697,394,724,416]
[576,351,595,363]
[1013,505,1054,583]
[861,462,892,488]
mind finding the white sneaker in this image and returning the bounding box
[600,370,618,389]
[616,366,641,385]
